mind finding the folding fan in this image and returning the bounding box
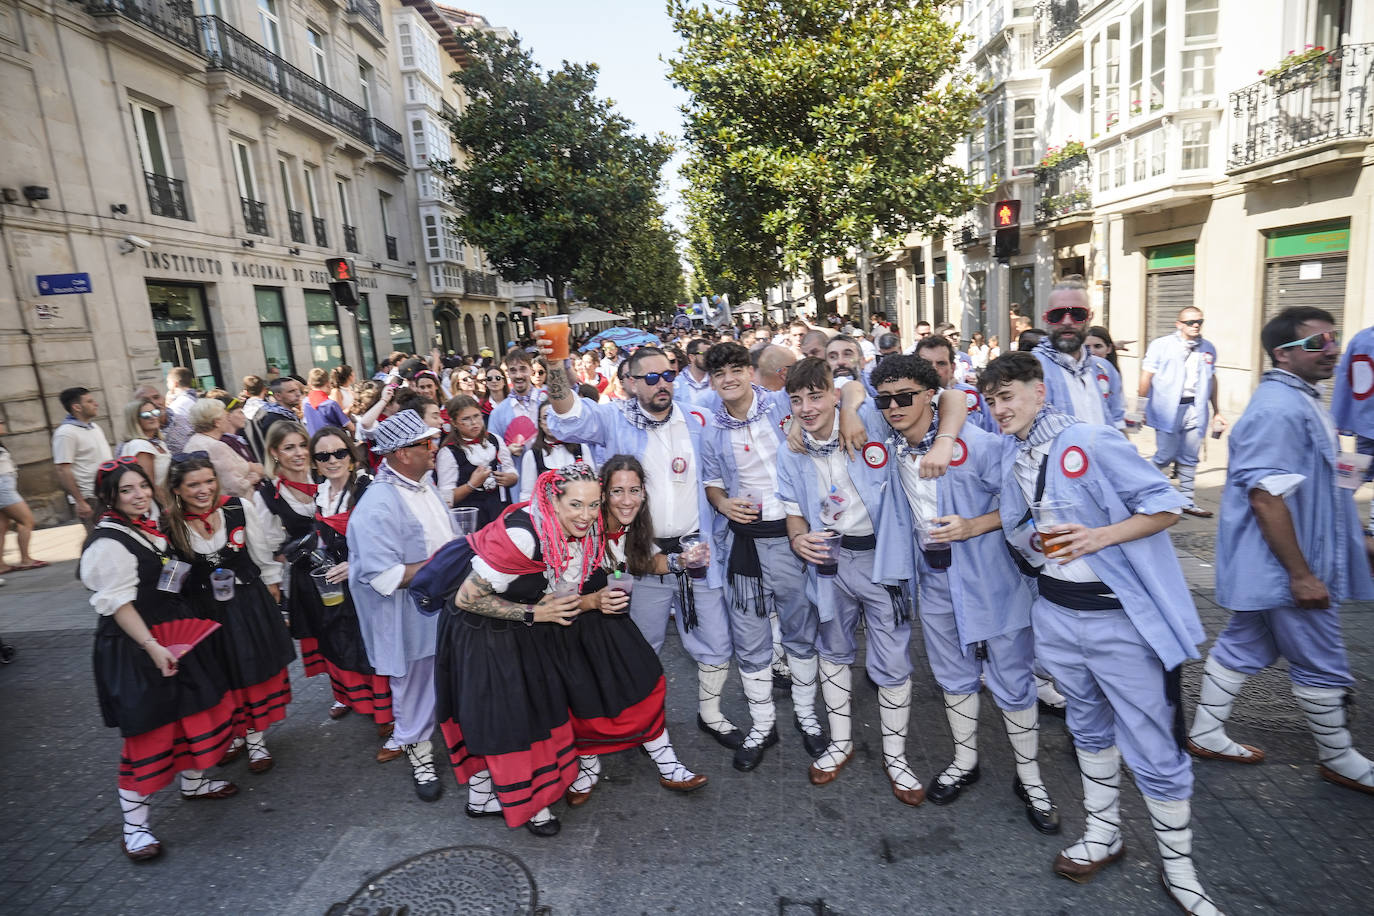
[503,415,538,446]
[150,619,222,659]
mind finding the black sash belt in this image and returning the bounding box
[654,535,700,630]
[840,534,876,551]
[1179,396,1195,405]
[1037,576,1123,611]
[725,519,788,619]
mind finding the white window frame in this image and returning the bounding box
[258,0,281,55]
[277,158,296,211]
[1179,120,1211,171]
[378,190,391,237]
[303,164,321,218]
[359,59,373,112]
[1011,98,1036,170]
[1180,0,1219,104]
[233,141,258,202]
[130,101,172,178]
[306,27,328,86]
[336,178,353,226]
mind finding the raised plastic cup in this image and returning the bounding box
[680,536,709,580]
[452,506,480,535]
[1030,499,1075,559]
[814,530,841,578]
[210,568,236,601]
[311,568,345,607]
[536,314,571,360]
[1337,452,1372,490]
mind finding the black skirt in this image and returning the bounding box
[193,578,296,691]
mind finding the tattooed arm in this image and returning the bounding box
[453,572,583,625]
[545,357,576,414]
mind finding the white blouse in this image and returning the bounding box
[185,501,283,585]
[435,438,515,502]
[470,525,588,597]
[251,480,316,553]
[119,437,171,488]
[80,521,167,616]
[316,477,357,515]
[518,445,593,502]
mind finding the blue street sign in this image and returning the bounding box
[35,272,92,295]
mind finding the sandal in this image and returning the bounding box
[6,561,49,573]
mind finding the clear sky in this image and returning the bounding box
[473,0,690,222]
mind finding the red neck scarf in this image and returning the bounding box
[277,477,319,498]
[100,511,163,542]
[462,435,487,447]
[183,496,229,534]
[466,503,544,576]
[606,527,626,544]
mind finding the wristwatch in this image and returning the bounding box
[523,605,535,627]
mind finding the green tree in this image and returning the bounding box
[682,154,784,306]
[441,30,673,314]
[668,0,986,319]
[573,196,687,315]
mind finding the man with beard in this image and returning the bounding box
[1031,278,1125,430]
[488,350,540,489]
[544,346,747,751]
[1189,307,1374,798]
[674,337,715,407]
[825,334,865,389]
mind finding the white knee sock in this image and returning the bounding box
[814,659,853,771]
[528,806,555,825]
[1294,684,1374,786]
[245,728,269,761]
[643,728,697,783]
[740,667,777,748]
[1188,655,1257,759]
[788,653,823,736]
[1060,746,1123,865]
[467,768,500,812]
[1145,797,1221,916]
[570,755,601,793]
[1035,672,1067,708]
[118,787,156,852]
[879,681,921,792]
[179,768,232,797]
[404,740,439,787]
[1002,705,1052,814]
[697,662,737,735]
[769,613,788,675]
[936,692,980,787]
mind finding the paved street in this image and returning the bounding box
[2,452,1373,915]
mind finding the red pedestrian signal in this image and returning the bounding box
[326,257,355,282]
[994,200,1021,228]
[325,257,360,312]
[992,201,1021,262]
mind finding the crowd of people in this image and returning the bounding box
[2,277,1367,916]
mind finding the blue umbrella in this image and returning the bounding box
[579,326,661,352]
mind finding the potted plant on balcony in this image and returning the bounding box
[1259,45,1333,93]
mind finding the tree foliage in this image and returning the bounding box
[668,0,986,318]
[441,30,675,313]
[573,196,686,315]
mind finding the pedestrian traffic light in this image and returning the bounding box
[993,200,1021,262]
[325,257,359,313]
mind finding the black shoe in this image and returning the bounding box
[1038,699,1067,719]
[772,669,792,694]
[0,642,14,664]
[414,778,443,803]
[465,805,502,819]
[525,816,561,837]
[794,715,829,759]
[732,726,779,772]
[697,714,745,750]
[1013,778,1061,834]
[926,764,980,805]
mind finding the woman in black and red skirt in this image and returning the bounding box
[80,458,240,862]
[164,454,295,775]
[251,422,318,671]
[437,462,705,838]
[306,425,396,759]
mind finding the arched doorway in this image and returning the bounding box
[483,314,497,353]
[434,300,460,353]
[463,313,478,354]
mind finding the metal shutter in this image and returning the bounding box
[882,273,897,312]
[1145,269,1195,344]
[1262,256,1347,329]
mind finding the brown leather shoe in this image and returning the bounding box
[565,786,594,807]
[122,839,162,862]
[1319,765,1374,795]
[808,748,855,786]
[329,703,351,720]
[219,741,245,765]
[889,776,925,807]
[1186,738,1265,764]
[1052,844,1126,883]
[659,773,708,793]
[377,722,394,739]
[181,781,240,801]
[248,753,275,774]
[1181,506,1213,518]
[376,745,404,764]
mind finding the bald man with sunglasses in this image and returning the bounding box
[1031,278,1125,431]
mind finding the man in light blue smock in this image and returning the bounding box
[544,346,746,752]
[348,410,457,803]
[1138,306,1226,517]
[1189,306,1374,799]
[865,355,1059,835]
[1031,277,1126,430]
[1331,320,1374,530]
[674,337,716,408]
[486,350,541,492]
[979,352,1219,916]
[913,334,999,432]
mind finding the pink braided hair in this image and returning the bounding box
[532,462,606,585]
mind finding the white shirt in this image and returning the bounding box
[52,420,113,498]
[369,464,455,597]
[435,438,515,502]
[1181,347,1203,399]
[80,521,167,615]
[518,444,590,502]
[1012,439,1096,583]
[119,437,171,489]
[643,408,701,538]
[703,392,785,521]
[1061,353,1108,426]
[781,419,873,537]
[472,523,587,597]
[185,501,283,585]
[896,448,938,530]
[251,480,316,555]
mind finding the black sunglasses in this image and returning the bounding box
[874,391,927,409]
[1044,306,1090,324]
[486,374,505,382]
[313,448,352,463]
[171,450,210,463]
[1179,319,1204,327]
[631,370,678,386]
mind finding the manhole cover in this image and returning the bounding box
[331,845,539,915]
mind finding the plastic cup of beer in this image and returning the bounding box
[1337,452,1372,490]
[919,522,952,570]
[210,568,236,601]
[1030,499,1075,559]
[741,490,764,516]
[680,536,710,580]
[815,530,841,578]
[551,575,581,598]
[536,314,571,360]
[311,568,345,606]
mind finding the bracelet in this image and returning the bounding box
[934,433,957,442]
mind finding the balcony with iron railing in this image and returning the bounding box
[287,209,306,244]
[1033,0,1082,64]
[369,118,405,164]
[343,224,359,253]
[1033,152,1093,224]
[85,0,201,56]
[1227,42,1374,174]
[144,171,189,220]
[347,0,384,36]
[385,235,398,260]
[312,216,328,247]
[241,197,268,236]
[464,269,501,297]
